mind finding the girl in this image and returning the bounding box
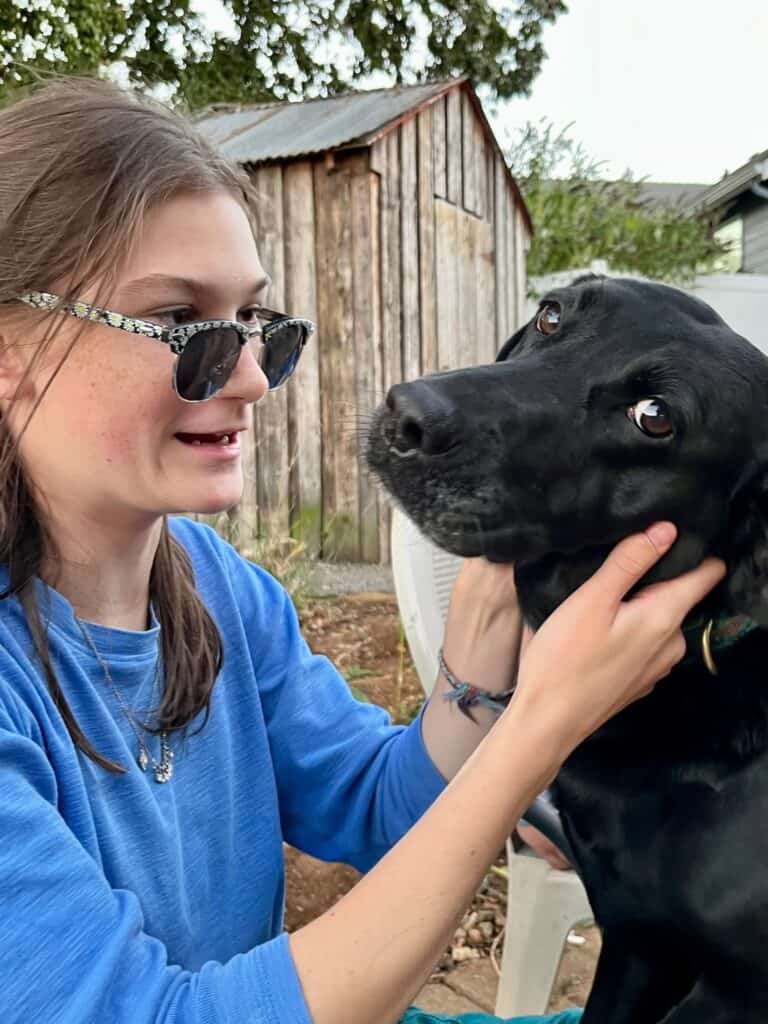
[0,77,723,1023]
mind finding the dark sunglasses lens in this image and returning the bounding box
[261,322,306,389]
[175,327,242,401]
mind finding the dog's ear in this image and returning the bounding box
[720,467,768,625]
[496,321,529,362]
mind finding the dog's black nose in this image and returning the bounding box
[385,381,463,455]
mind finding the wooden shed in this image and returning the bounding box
[196,77,531,562]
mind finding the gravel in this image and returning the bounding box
[306,560,394,597]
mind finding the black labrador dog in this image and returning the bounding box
[366,275,768,1023]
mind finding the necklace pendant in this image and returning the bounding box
[154,761,173,784]
[137,748,149,772]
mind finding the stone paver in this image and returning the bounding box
[413,980,486,1015]
[413,960,499,1016]
[442,959,498,1013]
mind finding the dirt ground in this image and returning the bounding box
[285,593,599,1011]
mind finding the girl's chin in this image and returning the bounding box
[185,498,242,517]
[176,484,244,518]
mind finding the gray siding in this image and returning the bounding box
[743,201,768,274]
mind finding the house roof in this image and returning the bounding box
[692,149,768,213]
[635,181,710,210]
[194,79,459,164]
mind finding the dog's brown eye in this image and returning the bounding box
[535,302,561,336]
[629,398,674,438]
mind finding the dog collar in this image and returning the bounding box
[682,613,760,677]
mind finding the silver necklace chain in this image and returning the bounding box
[75,619,174,783]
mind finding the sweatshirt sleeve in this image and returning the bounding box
[218,546,448,872]
[0,702,311,1024]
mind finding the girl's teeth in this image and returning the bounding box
[184,433,234,445]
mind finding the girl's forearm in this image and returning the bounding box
[288,694,568,1024]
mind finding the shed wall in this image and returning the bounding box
[198,86,529,562]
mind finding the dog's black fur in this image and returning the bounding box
[367,276,768,1022]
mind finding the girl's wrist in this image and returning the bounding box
[441,619,523,694]
[500,685,581,775]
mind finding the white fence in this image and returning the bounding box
[526,262,768,357]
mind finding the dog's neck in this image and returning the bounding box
[515,543,765,676]
[680,611,760,675]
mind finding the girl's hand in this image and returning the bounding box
[511,522,726,752]
[516,822,572,870]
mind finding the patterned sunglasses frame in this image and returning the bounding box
[19,290,315,400]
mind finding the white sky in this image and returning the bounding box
[492,0,768,184]
[195,0,768,185]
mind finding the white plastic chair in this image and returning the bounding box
[390,506,593,1016]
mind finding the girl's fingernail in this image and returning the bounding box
[646,522,676,549]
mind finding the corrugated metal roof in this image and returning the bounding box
[195,80,458,164]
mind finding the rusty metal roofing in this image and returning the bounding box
[194,79,459,164]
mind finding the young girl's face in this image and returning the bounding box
[7,190,270,531]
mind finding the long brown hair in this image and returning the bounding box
[0,77,257,772]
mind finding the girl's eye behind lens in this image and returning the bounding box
[152,308,195,327]
[239,306,271,329]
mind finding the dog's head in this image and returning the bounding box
[367,275,768,627]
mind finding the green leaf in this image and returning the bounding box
[0,1,569,108]
[507,119,728,284]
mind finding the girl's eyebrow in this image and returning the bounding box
[118,272,272,299]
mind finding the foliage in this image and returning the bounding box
[244,533,313,612]
[0,0,567,109]
[194,510,313,610]
[507,120,728,284]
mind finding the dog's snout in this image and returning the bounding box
[385,381,463,456]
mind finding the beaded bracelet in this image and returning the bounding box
[438,647,516,722]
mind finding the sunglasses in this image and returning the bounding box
[18,290,315,403]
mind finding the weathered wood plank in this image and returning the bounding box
[506,187,519,332]
[369,138,387,176]
[435,199,460,371]
[233,206,261,542]
[417,108,438,375]
[458,207,477,366]
[351,158,381,563]
[377,130,403,563]
[474,117,487,220]
[485,142,494,231]
[446,87,462,206]
[461,90,477,215]
[515,203,529,330]
[381,130,403,393]
[476,218,496,363]
[283,159,321,555]
[367,170,386,562]
[250,165,290,542]
[400,116,420,382]
[314,158,359,560]
[432,97,447,200]
[256,169,290,538]
[494,156,510,344]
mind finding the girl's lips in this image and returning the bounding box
[174,431,242,458]
[175,431,237,445]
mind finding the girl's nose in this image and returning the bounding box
[224,337,269,403]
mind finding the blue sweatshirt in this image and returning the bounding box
[0,518,446,1022]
